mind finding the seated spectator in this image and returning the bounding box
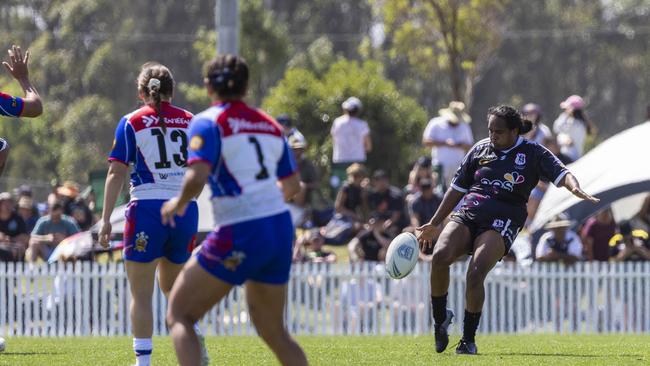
[630,193,650,233]
[405,156,433,197]
[609,221,650,262]
[295,229,337,264]
[334,163,368,223]
[580,208,616,261]
[70,203,93,231]
[0,192,28,261]
[368,170,405,236]
[28,201,80,262]
[536,214,583,265]
[348,213,391,262]
[407,178,442,228]
[17,196,39,233]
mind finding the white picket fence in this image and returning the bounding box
[1,261,650,336]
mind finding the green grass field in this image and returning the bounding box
[0,335,649,365]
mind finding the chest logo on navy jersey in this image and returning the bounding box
[515,153,526,166]
[480,171,525,192]
[492,219,505,229]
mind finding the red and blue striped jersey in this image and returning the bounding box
[188,100,297,226]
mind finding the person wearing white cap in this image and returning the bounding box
[552,95,597,161]
[330,96,371,187]
[422,101,474,189]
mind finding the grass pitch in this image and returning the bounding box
[0,335,648,365]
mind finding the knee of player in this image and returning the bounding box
[431,249,455,267]
[465,266,490,287]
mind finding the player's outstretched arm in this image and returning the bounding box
[558,172,599,204]
[2,45,42,117]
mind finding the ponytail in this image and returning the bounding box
[136,62,174,134]
[147,78,165,133]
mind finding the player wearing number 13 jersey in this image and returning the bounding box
[98,63,201,366]
[163,55,307,366]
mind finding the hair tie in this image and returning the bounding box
[209,68,232,88]
[147,78,161,90]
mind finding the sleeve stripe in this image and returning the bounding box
[188,157,213,168]
[553,170,569,187]
[107,157,129,166]
[450,183,468,193]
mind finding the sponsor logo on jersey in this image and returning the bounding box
[227,117,276,134]
[142,115,159,127]
[480,172,525,192]
[134,232,149,252]
[492,219,505,229]
[222,251,246,271]
[479,154,498,165]
[190,135,204,151]
[515,153,526,166]
[159,173,168,180]
[11,97,17,108]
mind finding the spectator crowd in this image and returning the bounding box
[1,94,648,267]
[0,180,95,262]
[289,94,650,266]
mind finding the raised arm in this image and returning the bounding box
[2,45,42,117]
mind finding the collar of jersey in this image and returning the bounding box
[494,136,523,154]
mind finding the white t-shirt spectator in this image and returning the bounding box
[536,230,583,259]
[422,117,473,185]
[553,113,587,161]
[331,115,370,163]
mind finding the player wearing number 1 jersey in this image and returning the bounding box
[162,55,307,366]
[98,62,202,366]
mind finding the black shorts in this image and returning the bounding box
[450,205,524,256]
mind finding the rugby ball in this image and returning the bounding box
[385,232,419,279]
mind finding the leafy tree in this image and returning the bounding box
[379,0,508,103]
[263,59,428,183]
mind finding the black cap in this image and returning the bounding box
[372,169,389,180]
[416,156,432,168]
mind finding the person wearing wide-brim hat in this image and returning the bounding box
[536,213,583,264]
[422,101,474,189]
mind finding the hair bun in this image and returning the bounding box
[147,78,161,91]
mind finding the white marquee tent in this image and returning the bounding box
[530,122,650,233]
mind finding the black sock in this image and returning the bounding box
[463,310,481,342]
[431,294,448,328]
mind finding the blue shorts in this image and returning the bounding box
[197,211,294,285]
[123,200,198,264]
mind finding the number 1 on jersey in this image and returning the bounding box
[248,136,269,180]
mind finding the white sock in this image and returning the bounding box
[133,338,152,366]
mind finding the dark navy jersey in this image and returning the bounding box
[451,137,568,209]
